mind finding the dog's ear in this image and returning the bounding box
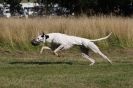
[45,35,49,39]
[41,32,45,37]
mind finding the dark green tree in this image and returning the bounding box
[0,0,4,3]
[4,0,22,15]
[37,0,133,16]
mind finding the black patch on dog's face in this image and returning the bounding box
[41,33,49,39]
[45,35,49,39]
[31,33,49,46]
[31,39,41,46]
[41,32,45,37]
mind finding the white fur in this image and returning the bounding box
[37,33,112,65]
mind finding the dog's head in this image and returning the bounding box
[31,32,49,46]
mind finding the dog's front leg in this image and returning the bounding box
[40,46,51,54]
[53,45,64,57]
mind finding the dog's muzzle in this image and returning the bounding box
[31,39,41,46]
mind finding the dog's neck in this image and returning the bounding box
[44,33,54,43]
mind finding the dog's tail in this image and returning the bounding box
[90,32,112,42]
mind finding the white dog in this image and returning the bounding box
[31,32,112,66]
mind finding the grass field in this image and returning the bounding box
[0,16,133,50]
[0,48,133,88]
[0,16,133,88]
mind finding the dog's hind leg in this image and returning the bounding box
[87,42,112,64]
[81,53,95,66]
[80,46,95,66]
[97,51,112,64]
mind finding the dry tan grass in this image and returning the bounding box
[0,16,132,50]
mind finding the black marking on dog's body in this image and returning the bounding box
[80,45,90,55]
[50,43,60,50]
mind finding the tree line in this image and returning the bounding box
[1,0,133,16]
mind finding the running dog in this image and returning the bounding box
[31,32,112,66]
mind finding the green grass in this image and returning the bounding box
[0,16,132,88]
[0,49,133,88]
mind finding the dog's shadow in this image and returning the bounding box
[9,61,73,65]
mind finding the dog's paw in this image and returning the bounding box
[89,62,95,66]
[40,51,43,54]
[53,52,60,57]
